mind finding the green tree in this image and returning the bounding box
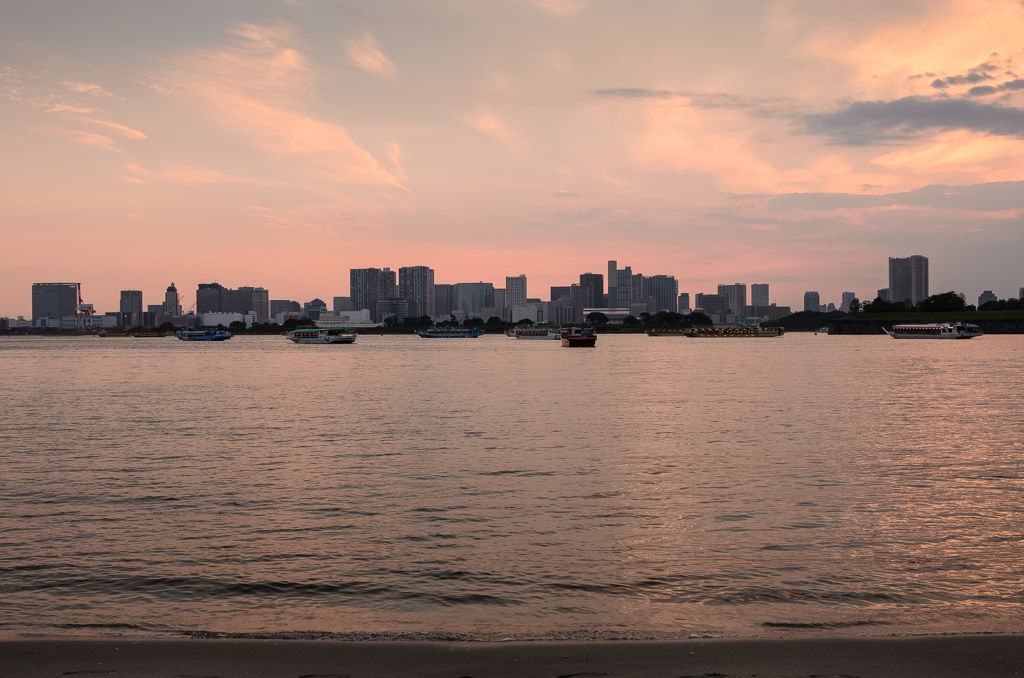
[918,291,970,313]
[623,315,641,326]
[585,311,609,325]
[462,317,484,328]
[848,298,860,314]
[159,322,175,331]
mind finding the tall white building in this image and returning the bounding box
[889,255,928,306]
[163,283,182,316]
[506,275,527,308]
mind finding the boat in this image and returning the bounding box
[816,326,829,335]
[287,328,356,344]
[98,330,131,337]
[560,327,597,347]
[176,329,232,341]
[882,322,983,339]
[131,331,167,338]
[514,327,561,340]
[415,327,485,338]
[647,327,785,337]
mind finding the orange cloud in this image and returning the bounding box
[82,119,147,139]
[529,0,585,16]
[871,131,1024,181]
[30,124,118,151]
[46,104,102,113]
[463,107,521,151]
[59,81,118,98]
[345,30,397,79]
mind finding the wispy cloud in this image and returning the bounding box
[46,104,102,113]
[463,107,521,150]
[30,124,119,151]
[59,81,119,98]
[345,30,396,79]
[82,119,147,139]
[529,0,585,16]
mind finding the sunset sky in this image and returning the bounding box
[3,0,1024,316]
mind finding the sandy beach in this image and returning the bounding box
[2,635,1022,678]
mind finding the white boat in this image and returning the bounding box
[882,322,983,339]
[287,328,357,344]
[513,328,561,340]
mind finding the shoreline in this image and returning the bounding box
[2,634,1022,677]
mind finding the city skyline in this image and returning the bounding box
[3,1,1024,317]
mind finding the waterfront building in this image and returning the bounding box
[32,283,78,322]
[841,291,856,312]
[579,273,603,309]
[678,293,691,313]
[1019,287,1024,300]
[751,284,769,307]
[616,266,633,307]
[978,290,997,307]
[376,298,418,323]
[877,288,889,302]
[643,275,679,312]
[434,284,454,317]
[201,312,244,327]
[718,283,747,317]
[196,283,268,321]
[350,267,396,319]
[607,260,618,308]
[695,293,729,314]
[163,283,182,316]
[493,288,506,309]
[399,266,436,317]
[804,291,820,312]
[506,275,527,308]
[239,287,269,322]
[453,282,494,318]
[745,304,792,321]
[550,285,571,301]
[889,255,929,306]
[303,298,328,320]
[120,290,143,327]
[270,300,297,319]
[333,296,351,313]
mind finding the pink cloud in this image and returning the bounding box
[46,104,103,113]
[30,124,119,151]
[59,81,119,98]
[82,118,147,139]
[345,30,397,79]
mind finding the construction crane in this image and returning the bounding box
[74,282,96,333]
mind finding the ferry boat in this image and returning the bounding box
[131,331,167,338]
[883,322,983,339]
[176,329,232,341]
[560,327,597,347]
[646,327,784,338]
[98,330,131,338]
[514,327,561,340]
[415,327,484,338]
[287,328,357,344]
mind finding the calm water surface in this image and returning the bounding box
[1,333,1022,638]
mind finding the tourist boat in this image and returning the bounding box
[287,328,356,344]
[560,327,597,347]
[98,330,131,337]
[175,329,232,341]
[131,331,166,338]
[882,322,983,339]
[514,327,561,340]
[672,327,785,338]
[415,327,485,338]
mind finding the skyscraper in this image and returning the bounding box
[453,282,494,317]
[615,266,633,308]
[678,293,690,313]
[841,291,856,312]
[718,283,747,316]
[239,286,270,322]
[889,255,928,306]
[751,284,769,307]
[804,291,820,312]
[579,272,604,308]
[642,275,679,312]
[31,283,78,321]
[434,284,454,317]
[350,268,396,319]
[506,274,527,307]
[120,290,143,315]
[400,266,436,317]
[607,260,617,308]
[163,283,182,315]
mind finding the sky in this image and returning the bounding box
[2,0,1024,316]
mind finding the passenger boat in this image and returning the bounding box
[882,322,983,339]
[415,327,484,338]
[175,329,232,341]
[646,327,784,337]
[287,328,356,344]
[514,328,561,340]
[560,327,597,347]
[98,330,131,337]
[131,331,166,338]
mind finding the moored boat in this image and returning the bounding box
[648,327,784,337]
[287,328,356,344]
[514,327,561,340]
[98,330,131,337]
[882,322,983,339]
[131,331,167,338]
[560,327,597,347]
[176,329,232,341]
[415,327,485,338]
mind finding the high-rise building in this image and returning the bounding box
[271,300,295,318]
[695,293,729,313]
[1019,287,1023,300]
[718,283,747,317]
[804,291,820,312]
[120,290,143,325]
[303,298,328,320]
[678,293,690,313]
[642,275,679,312]
[434,284,455,317]
[877,288,889,302]
[607,260,618,308]
[493,288,506,309]
[978,290,997,307]
[239,286,270,322]
[505,275,527,308]
[333,297,351,313]
[32,283,78,321]
[841,291,856,312]
[399,266,435,317]
[751,284,769,307]
[163,282,182,315]
[615,266,633,308]
[889,255,928,306]
[550,286,571,301]
[197,283,267,319]
[579,273,604,308]
[453,282,495,317]
[350,268,396,319]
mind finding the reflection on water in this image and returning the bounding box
[0,333,1022,638]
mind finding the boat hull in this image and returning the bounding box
[176,330,232,341]
[648,327,784,338]
[415,328,484,338]
[884,322,983,339]
[561,336,597,347]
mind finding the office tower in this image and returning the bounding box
[615,266,633,307]
[631,273,644,304]
[717,283,747,316]
[751,284,769,307]
[978,290,997,307]
[642,275,679,312]
[434,284,454,317]
[840,291,856,312]
[889,255,929,306]
[678,293,690,313]
[550,286,571,301]
[505,275,527,308]
[607,260,618,308]
[270,300,294,318]
[120,290,143,315]
[163,282,182,315]
[304,298,328,320]
[804,291,820,312]
[333,297,351,313]
[32,283,78,321]
[453,282,495,317]
[399,266,436,317]
[579,273,604,309]
[695,293,729,313]
[1019,287,1023,300]
[350,268,396,319]
[239,286,270,322]
[877,288,889,302]
[492,288,506,309]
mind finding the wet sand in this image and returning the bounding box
[2,635,1022,677]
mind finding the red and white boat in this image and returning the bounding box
[560,327,597,347]
[882,322,983,339]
